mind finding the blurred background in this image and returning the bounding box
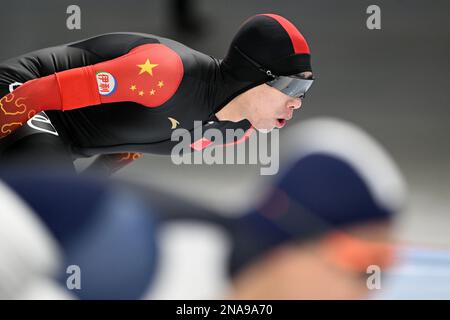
[0,0,448,299]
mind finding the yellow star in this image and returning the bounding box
[150,89,156,95]
[138,90,144,96]
[137,59,158,76]
[130,85,137,91]
[158,81,164,88]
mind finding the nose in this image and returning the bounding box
[288,98,302,110]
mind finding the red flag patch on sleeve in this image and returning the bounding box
[93,44,184,107]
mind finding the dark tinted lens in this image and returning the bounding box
[267,76,314,98]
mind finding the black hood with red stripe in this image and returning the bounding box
[212,13,312,115]
[222,14,312,81]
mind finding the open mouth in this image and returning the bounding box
[276,118,287,128]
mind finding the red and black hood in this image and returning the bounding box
[213,13,313,114]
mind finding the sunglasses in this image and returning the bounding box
[234,45,314,98]
[266,74,314,99]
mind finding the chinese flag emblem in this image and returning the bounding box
[94,43,184,108]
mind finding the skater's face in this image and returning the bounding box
[244,71,313,132]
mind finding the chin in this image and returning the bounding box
[250,119,276,133]
[255,126,274,133]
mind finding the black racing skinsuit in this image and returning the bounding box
[0,33,257,173]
